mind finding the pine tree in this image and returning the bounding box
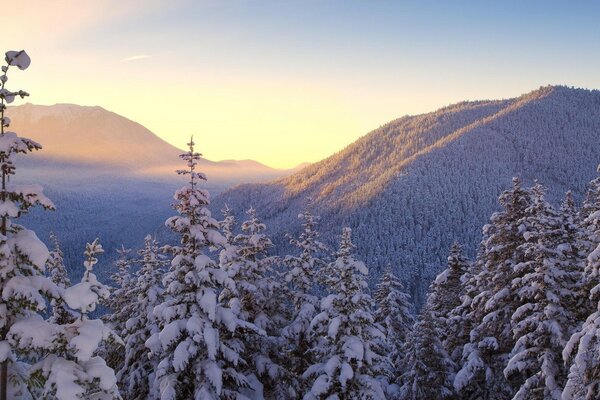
[454,177,533,399]
[304,228,387,399]
[46,233,75,325]
[373,266,413,378]
[13,239,121,399]
[398,306,455,400]
[281,211,328,397]
[146,138,255,400]
[219,207,288,398]
[0,49,59,400]
[504,184,580,399]
[117,235,167,400]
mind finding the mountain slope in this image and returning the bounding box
[213,86,600,303]
[7,103,296,185]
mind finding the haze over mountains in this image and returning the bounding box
[7,103,301,186]
[5,103,304,278]
[214,85,600,303]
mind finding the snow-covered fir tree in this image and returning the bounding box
[504,184,581,399]
[427,243,470,363]
[304,228,387,399]
[117,234,167,400]
[103,246,133,371]
[218,207,288,398]
[455,177,534,399]
[398,306,455,400]
[46,232,75,325]
[373,266,413,378]
[147,138,257,400]
[563,178,600,400]
[13,239,121,399]
[0,49,60,399]
[280,211,328,397]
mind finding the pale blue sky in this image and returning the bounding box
[4,0,600,167]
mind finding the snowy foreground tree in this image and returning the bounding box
[0,49,55,400]
[117,235,167,400]
[398,306,455,400]
[281,211,328,396]
[373,266,413,378]
[147,138,259,400]
[304,228,387,399]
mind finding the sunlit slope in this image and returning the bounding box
[214,86,600,303]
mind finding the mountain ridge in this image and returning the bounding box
[213,85,600,303]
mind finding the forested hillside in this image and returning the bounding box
[214,85,600,303]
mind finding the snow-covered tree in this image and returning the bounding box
[103,246,133,371]
[147,138,255,399]
[304,228,387,399]
[12,239,121,399]
[373,266,413,377]
[504,184,580,399]
[398,306,455,400]
[427,243,469,363]
[455,177,533,399]
[118,235,167,400]
[280,211,328,396]
[563,178,600,400]
[218,207,288,398]
[46,233,75,325]
[0,49,59,399]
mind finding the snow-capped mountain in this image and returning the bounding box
[7,103,298,185]
[214,85,600,303]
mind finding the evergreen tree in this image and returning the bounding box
[504,184,580,399]
[563,180,600,400]
[398,306,455,400]
[103,246,133,371]
[304,228,387,399]
[455,178,533,399]
[219,207,288,398]
[281,211,328,397]
[46,233,75,325]
[117,235,167,400]
[13,239,121,399]
[0,49,59,400]
[146,138,254,400]
[373,266,413,377]
[428,243,470,363]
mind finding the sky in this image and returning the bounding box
[3,0,600,168]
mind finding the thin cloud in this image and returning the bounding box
[120,54,152,62]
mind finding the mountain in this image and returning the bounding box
[213,85,600,304]
[4,103,300,280]
[7,103,297,185]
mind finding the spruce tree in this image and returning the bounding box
[0,49,59,400]
[504,184,580,399]
[118,235,167,400]
[304,228,387,399]
[219,207,288,398]
[146,138,254,399]
[398,306,455,400]
[46,233,75,325]
[104,246,133,371]
[454,178,533,399]
[281,211,328,397]
[13,239,121,399]
[428,243,470,363]
[373,266,413,377]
